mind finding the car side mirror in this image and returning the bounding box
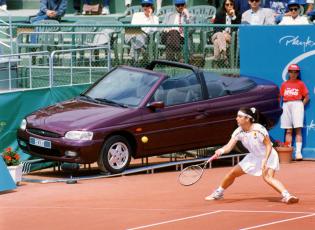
[147,101,165,111]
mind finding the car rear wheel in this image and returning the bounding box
[97,135,132,174]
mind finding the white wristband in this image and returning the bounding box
[218,148,225,156]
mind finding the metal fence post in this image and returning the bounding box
[183,25,189,64]
[49,52,54,87]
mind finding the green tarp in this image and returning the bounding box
[0,85,90,162]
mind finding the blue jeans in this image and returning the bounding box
[30,15,59,43]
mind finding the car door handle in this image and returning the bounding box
[197,108,209,116]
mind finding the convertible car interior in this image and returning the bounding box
[153,72,257,106]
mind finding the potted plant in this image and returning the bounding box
[273,140,293,164]
[2,147,22,184]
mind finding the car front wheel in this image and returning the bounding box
[97,135,132,174]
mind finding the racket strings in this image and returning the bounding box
[179,165,203,185]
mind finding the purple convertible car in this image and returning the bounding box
[17,60,282,173]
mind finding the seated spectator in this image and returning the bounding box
[74,0,110,15]
[264,0,288,23]
[303,0,314,14]
[125,0,159,62]
[31,0,67,23]
[161,0,192,61]
[241,0,275,24]
[81,0,110,15]
[211,0,241,62]
[279,0,310,24]
[264,0,313,23]
[0,0,7,11]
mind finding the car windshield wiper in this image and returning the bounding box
[78,94,97,102]
[94,98,128,108]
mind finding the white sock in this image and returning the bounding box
[281,190,290,198]
[296,142,302,153]
[217,186,224,193]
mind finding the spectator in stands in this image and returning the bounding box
[161,0,192,61]
[31,0,67,23]
[0,0,7,11]
[264,0,288,23]
[241,0,275,24]
[125,0,159,62]
[75,0,110,15]
[279,64,309,160]
[279,0,310,24]
[302,0,314,14]
[264,0,313,23]
[211,0,241,62]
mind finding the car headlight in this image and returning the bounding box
[65,131,93,141]
[20,119,27,131]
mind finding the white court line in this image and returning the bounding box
[221,209,314,214]
[240,213,315,230]
[126,210,223,230]
[126,209,314,230]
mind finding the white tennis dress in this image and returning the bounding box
[232,123,279,176]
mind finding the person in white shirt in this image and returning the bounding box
[125,0,159,62]
[205,107,299,204]
[241,0,275,24]
[279,0,310,25]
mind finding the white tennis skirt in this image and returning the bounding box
[239,149,280,176]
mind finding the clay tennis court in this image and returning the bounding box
[1,161,314,229]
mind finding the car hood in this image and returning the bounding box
[27,99,136,133]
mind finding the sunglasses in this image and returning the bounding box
[289,7,299,12]
[249,0,260,2]
[288,70,299,73]
[225,3,233,6]
[141,3,152,7]
[175,4,185,7]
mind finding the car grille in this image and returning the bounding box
[29,145,62,157]
[28,128,61,138]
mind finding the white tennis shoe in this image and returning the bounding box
[295,152,303,161]
[205,190,224,200]
[281,195,299,204]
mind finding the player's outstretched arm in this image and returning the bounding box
[214,138,238,158]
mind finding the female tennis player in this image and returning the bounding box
[205,107,299,204]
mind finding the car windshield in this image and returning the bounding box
[84,68,159,107]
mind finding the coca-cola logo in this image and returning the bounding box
[284,88,299,96]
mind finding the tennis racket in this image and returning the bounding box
[178,155,217,186]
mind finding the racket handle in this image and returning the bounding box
[207,155,217,163]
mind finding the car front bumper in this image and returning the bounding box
[17,129,104,164]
